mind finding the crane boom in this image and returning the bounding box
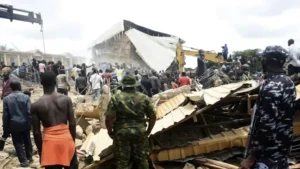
[0,4,42,25]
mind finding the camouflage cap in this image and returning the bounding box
[120,75,140,87]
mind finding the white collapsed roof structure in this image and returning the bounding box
[90,20,184,72]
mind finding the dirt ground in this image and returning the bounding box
[0,86,84,169]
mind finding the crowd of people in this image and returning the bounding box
[1,39,300,169]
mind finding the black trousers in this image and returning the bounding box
[78,88,86,95]
[152,89,159,95]
[44,153,78,169]
[223,53,228,60]
[57,88,68,96]
[11,130,33,166]
[288,64,300,76]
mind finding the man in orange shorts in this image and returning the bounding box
[31,71,78,169]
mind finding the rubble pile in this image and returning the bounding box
[0,79,299,168]
[72,80,300,169]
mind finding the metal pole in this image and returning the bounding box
[41,24,46,54]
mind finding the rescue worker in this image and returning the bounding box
[105,75,156,169]
[240,46,296,169]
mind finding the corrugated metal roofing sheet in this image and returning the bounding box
[80,129,113,161]
[156,93,186,119]
[151,120,300,162]
[151,127,249,162]
[151,103,196,135]
[186,80,258,105]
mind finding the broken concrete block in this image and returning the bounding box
[92,124,101,134]
[75,117,90,131]
[4,145,16,155]
[0,151,9,161]
[183,163,195,169]
[85,125,93,135]
[76,125,83,138]
[75,139,83,148]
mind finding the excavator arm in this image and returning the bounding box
[176,42,224,73]
[0,4,42,25]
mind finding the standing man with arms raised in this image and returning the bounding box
[31,71,78,169]
[105,75,156,169]
[3,80,32,167]
[240,46,296,169]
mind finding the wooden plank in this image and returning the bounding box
[290,164,300,169]
[84,154,114,169]
[155,165,164,169]
[194,159,239,169]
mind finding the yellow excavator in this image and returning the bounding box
[176,42,224,72]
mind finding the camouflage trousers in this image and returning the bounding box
[114,128,149,169]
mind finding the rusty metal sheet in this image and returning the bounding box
[151,120,300,162]
[186,80,257,105]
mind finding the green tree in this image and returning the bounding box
[232,49,259,60]
[0,45,7,50]
[0,45,14,51]
[232,49,262,73]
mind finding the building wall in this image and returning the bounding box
[92,35,150,70]
[0,52,76,68]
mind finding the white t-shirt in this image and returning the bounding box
[288,44,300,67]
[72,67,81,78]
[90,73,101,90]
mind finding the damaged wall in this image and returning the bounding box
[92,34,150,69]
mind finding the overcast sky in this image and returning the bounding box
[0,0,299,58]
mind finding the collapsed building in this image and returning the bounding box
[89,20,183,72]
[74,80,300,169]
[70,21,300,169]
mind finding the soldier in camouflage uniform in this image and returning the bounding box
[240,46,296,169]
[105,75,157,169]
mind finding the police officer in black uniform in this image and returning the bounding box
[240,46,296,169]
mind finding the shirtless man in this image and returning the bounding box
[31,71,78,169]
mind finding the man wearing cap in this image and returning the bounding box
[105,75,156,169]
